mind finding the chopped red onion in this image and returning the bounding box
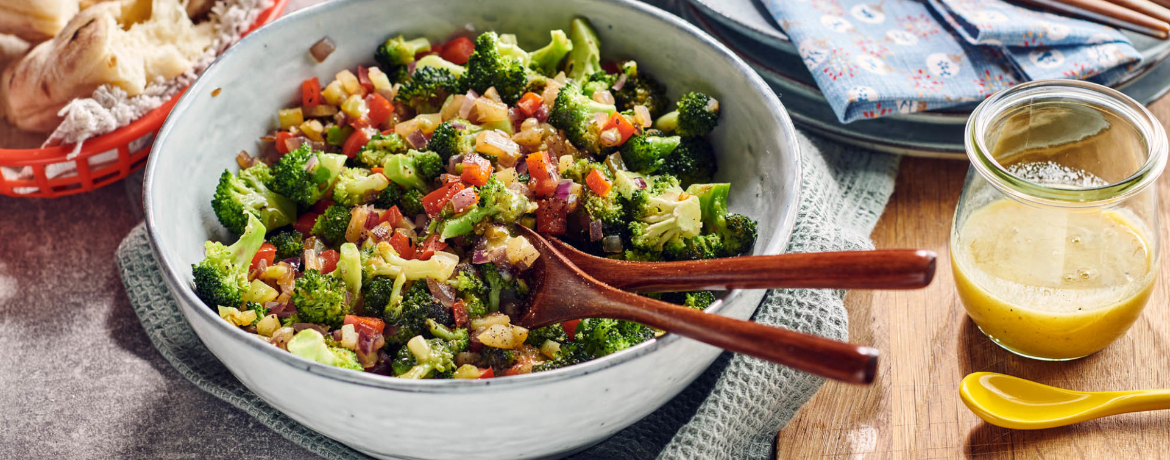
[555,179,574,199]
[309,37,335,62]
[490,246,512,272]
[633,177,648,189]
[589,220,603,241]
[447,154,464,175]
[602,235,623,253]
[405,130,428,150]
[612,73,628,91]
[415,214,429,229]
[449,187,479,214]
[303,155,319,171]
[515,158,529,176]
[281,258,301,270]
[565,193,578,213]
[364,211,380,230]
[332,329,344,342]
[426,278,457,308]
[450,123,466,130]
[458,91,478,119]
[308,141,328,152]
[285,136,308,154]
[407,60,417,75]
[533,105,549,123]
[472,250,490,264]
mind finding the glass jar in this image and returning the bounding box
[952,80,1167,361]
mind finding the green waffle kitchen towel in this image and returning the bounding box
[115,129,898,460]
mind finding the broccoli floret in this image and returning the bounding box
[270,144,348,208]
[620,249,662,262]
[574,318,655,357]
[583,71,615,99]
[392,335,461,379]
[627,177,703,253]
[478,262,528,313]
[267,230,303,260]
[659,137,716,187]
[564,18,601,80]
[463,31,529,104]
[384,281,453,344]
[524,324,568,346]
[479,347,516,372]
[212,164,296,235]
[359,133,409,169]
[383,150,443,191]
[373,186,427,217]
[332,167,392,206]
[326,125,354,147]
[311,204,351,245]
[654,92,720,137]
[426,319,470,351]
[192,213,267,309]
[686,183,758,257]
[529,29,573,76]
[374,184,425,217]
[362,276,396,318]
[427,120,482,162]
[331,347,364,371]
[669,291,717,310]
[612,61,669,117]
[532,341,593,371]
[375,35,431,70]
[620,135,681,174]
[291,270,350,329]
[547,81,617,155]
[437,176,531,239]
[445,266,489,318]
[396,66,462,113]
[661,233,723,261]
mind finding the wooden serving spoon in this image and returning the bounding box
[512,225,880,385]
[544,237,937,292]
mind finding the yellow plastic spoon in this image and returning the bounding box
[960,372,1170,430]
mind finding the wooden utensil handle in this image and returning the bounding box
[598,250,936,292]
[589,289,879,384]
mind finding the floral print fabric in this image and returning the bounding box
[760,0,1142,123]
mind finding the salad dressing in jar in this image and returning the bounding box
[952,81,1167,361]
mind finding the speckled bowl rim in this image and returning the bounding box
[144,0,802,393]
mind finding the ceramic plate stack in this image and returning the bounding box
[680,0,1170,158]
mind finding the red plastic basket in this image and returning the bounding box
[0,0,289,198]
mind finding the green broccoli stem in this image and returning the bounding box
[565,18,601,80]
[529,29,573,76]
[653,111,679,133]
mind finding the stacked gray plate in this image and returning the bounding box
[681,0,1170,158]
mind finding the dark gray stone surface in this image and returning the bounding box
[0,177,314,459]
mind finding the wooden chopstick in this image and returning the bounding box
[1014,0,1170,39]
[1102,0,1170,24]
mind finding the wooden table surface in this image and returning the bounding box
[775,97,1170,459]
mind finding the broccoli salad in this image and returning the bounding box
[193,18,759,379]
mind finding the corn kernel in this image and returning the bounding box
[299,120,325,142]
[336,69,362,95]
[278,108,303,130]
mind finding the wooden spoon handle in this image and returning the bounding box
[592,250,936,292]
[588,289,879,384]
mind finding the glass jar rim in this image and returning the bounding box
[966,80,1168,208]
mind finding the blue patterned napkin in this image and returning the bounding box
[759,0,1142,123]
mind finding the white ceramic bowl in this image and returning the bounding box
[144,0,801,458]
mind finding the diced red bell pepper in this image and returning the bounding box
[302,77,322,108]
[417,233,448,261]
[562,319,581,341]
[422,181,465,218]
[349,117,372,131]
[461,154,493,186]
[441,36,475,65]
[344,315,386,336]
[526,151,558,198]
[275,131,294,155]
[357,66,375,94]
[536,199,568,235]
[585,169,612,197]
[379,205,403,227]
[478,367,495,379]
[293,212,319,236]
[601,112,637,146]
[366,93,393,128]
[319,249,340,274]
[250,243,277,270]
[342,128,371,158]
[452,300,469,328]
[516,92,544,117]
[389,230,415,260]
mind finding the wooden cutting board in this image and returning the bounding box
[776,98,1170,459]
